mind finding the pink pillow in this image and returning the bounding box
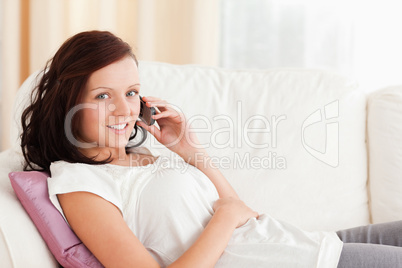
[9,171,104,268]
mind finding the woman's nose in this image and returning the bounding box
[111,97,131,116]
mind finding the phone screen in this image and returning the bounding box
[139,96,156,126]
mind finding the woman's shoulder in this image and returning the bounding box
[50,160,81,168]
[50,160,96,172]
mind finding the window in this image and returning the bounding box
[220,0,354,71]
[219,0,402,92]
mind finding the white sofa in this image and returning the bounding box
[1,61,402,267]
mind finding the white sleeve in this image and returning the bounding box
[48,161,123,222]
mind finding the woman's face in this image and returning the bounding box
[77,56,141,153]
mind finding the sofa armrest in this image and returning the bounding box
[367,85,402,223]
[0,149,58,267]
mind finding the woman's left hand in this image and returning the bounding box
[136,96,206,163]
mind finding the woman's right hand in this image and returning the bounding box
[213,197,259,228]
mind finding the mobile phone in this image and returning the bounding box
[139,95,156,126]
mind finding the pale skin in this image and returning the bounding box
[58,56,259,268]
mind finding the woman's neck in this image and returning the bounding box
[80,146,128,163]
[79,146,157,167]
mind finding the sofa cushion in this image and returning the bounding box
[367,86,402,223]
[9,171,103,268]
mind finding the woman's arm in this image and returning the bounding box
[58,192,159,268]
[137,96,239,199]
[171,197,255,267]
[59,192,256,268]
[185,149,239,199]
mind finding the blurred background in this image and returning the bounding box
[1,0,402,151]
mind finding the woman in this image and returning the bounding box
[21,31,402,268]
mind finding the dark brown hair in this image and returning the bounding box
[21,30,145,173]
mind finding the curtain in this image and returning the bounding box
[0,0,220,150]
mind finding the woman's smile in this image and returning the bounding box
[107,122,129,134]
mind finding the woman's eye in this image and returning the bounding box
[96,93,109,100]
[127,90,138,97]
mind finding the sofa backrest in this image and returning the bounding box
[11,61,369,231]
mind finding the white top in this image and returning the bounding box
[48,148,343,268]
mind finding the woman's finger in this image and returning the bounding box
[142,96,164,103]
[141,96,160,100]
[152,110,182,121]
[146,101,168,107]
[147,102,168,110]
[148,102,179,113]
[142,97,183,115]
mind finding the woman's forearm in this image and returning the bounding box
[178,148,239,199]
[168,208,237,268]
[189,150,239,199]
[173,129,239,199]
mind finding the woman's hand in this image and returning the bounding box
[213,197,259,228]
[136,96,204,162]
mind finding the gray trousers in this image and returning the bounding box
[336,220,402,268]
